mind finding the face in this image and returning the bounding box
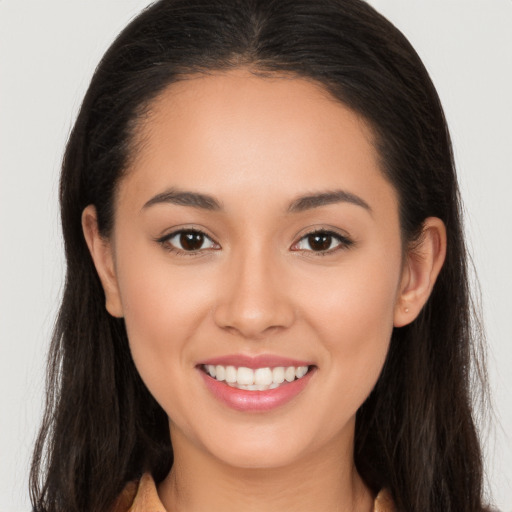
[87,70,412,469]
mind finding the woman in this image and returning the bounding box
[30,0,489,511]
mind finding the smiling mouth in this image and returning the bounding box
[202,364,313,391]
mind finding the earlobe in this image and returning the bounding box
[394,217,447,327]
[81,205,124,318]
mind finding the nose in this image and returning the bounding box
[213,246,296,339]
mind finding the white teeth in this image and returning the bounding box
[254,367,273,386]
[296,366,308,378]
[215,365,225,381]
[225,365,237,383]
[204,364,310,390]
[272,367,285,384]
[237,367,254,385]
[284,366,296,382]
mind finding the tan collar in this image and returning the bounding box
[115,473,395,512]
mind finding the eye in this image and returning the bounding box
[158,229,219,253]
[292,230,353,253]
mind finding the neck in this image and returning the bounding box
[158,426,373,512]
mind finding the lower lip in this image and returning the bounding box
[199,368,315,412]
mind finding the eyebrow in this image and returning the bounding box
[142,187,371,214]
[287,190,372,214]
[142,188,222,211]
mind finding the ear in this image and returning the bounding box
[81,205,124,318]
[394,217,447,327]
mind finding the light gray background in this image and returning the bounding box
[1,1,511,510]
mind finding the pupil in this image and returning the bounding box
[180,232,204,251]
[308,233,331,251]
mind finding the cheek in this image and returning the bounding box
[301,249,401,398]
[305,251,399,332]
[113,248,214,395]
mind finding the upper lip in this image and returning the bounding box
[198,354,314,369]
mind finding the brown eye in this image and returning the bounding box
[162,230,218,252]
[307,233,333,251]
[180,231,205,251]
[292,230,353,254]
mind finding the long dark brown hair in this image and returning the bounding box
[30,1,489,511]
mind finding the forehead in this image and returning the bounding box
[121,69,396,215]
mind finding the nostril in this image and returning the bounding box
[212,276,296,337]
[213,304,296,339]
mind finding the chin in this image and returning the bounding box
[213,441,308,470]
[192,421,321,471]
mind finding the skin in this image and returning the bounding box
[83,69,446,512]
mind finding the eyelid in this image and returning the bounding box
[290,228,354,254]
[155,227,221,255]
[154,225,353,256]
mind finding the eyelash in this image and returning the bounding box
[156,229,219,256]
[156,228,354,256]
[291,229,354,255]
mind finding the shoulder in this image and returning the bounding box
[111,473,166,512]
[374,488,396,512]
[112,473,395,512]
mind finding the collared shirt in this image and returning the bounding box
[113,473,396,512]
